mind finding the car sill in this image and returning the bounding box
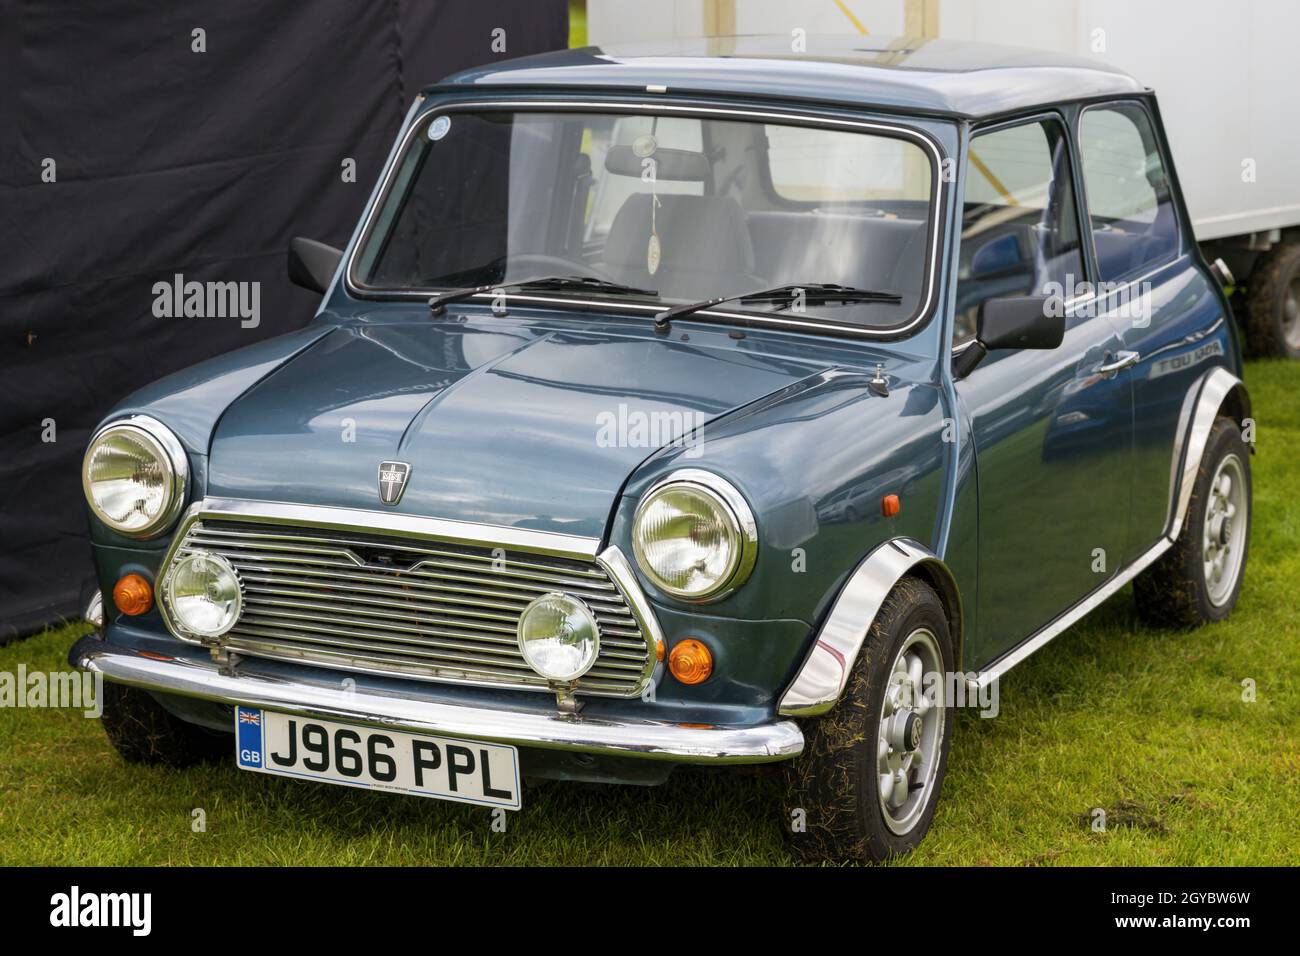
[966,536,1173,693]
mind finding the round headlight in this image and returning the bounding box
[631,471,758,602]
[517,592,600,682]
[164,551,243,638]
[82,416,187,539]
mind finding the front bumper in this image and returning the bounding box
[70,636,804,764]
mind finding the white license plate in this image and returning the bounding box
[234,707,521,809]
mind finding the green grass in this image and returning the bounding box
[2,359,1297,866]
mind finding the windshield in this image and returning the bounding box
[351,108,938,332]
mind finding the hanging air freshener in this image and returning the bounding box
[647,209,662,276]
[634,133,662,276]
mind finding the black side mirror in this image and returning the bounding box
[953,295,1064,378]
[288,237,343,294]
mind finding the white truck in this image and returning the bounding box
[585,0,1300,356]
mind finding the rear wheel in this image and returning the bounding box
[1244,242,1300,358]
[1134,417,1251,627]
[99,683,229,768]
[784,577,954,864]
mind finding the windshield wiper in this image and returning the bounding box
[428,283,498,315]
[428,275,659,316]
[511,275,660,298]
[653,283,902,331]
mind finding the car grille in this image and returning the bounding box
[165,518,653,697]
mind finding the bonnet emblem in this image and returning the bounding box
[377,461,411,505]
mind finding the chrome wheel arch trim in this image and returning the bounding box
[1166,366,1252,541]
[777,538,961,718]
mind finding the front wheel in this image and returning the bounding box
[784,577,954,864]
[1134,417,1251,627]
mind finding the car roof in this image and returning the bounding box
[431,35,1148,120]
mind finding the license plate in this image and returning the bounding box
[234,707,521,809]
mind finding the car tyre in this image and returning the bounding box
[99,683,229,768]
[784,576,954,864]
[1134,417,1251,628]
[1244,242,1300,358]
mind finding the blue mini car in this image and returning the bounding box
[74,37,1253,863]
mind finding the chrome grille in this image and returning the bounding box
[165,518,653,696]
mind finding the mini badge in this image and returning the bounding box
[378,460,411,505]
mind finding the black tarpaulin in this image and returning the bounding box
[0,0,568,639]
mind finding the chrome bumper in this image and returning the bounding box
[70,636,804,764]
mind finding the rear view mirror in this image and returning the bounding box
[969,233,1026,279]
[953,295,1063,378]
[288,237,343,294]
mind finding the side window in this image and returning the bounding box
[953,118,1084,346]
[1079,103,1179,283]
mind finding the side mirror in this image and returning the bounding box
[288,237,343,294]
[953,295,1064,378]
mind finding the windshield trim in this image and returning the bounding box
[344,98,947,341]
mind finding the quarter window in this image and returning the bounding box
[1079,104,1179,282]
[953,118,1084,346]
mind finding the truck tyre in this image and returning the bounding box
[1134,417,1251,628]
[784,577,954,864]
[1244,243,1300,358]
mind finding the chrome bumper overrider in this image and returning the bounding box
[70,636,804,764]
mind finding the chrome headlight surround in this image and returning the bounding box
[160,550,243,639]
[81,415,188,540]
[516,591,601,683]
[631,469,758,603]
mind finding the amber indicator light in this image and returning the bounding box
[668,639,713,685]
[112,573,153,616]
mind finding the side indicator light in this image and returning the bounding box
[881,494,901,517]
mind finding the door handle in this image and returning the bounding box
[1096,349,1140,377]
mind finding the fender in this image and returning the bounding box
[778,365,1250,717]
[777,538,961,717]
[1166,366,1252,541]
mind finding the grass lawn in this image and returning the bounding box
[2,358,1297,866]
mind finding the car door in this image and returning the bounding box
[1077,99,1223,566]
[954,112,1136,668]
